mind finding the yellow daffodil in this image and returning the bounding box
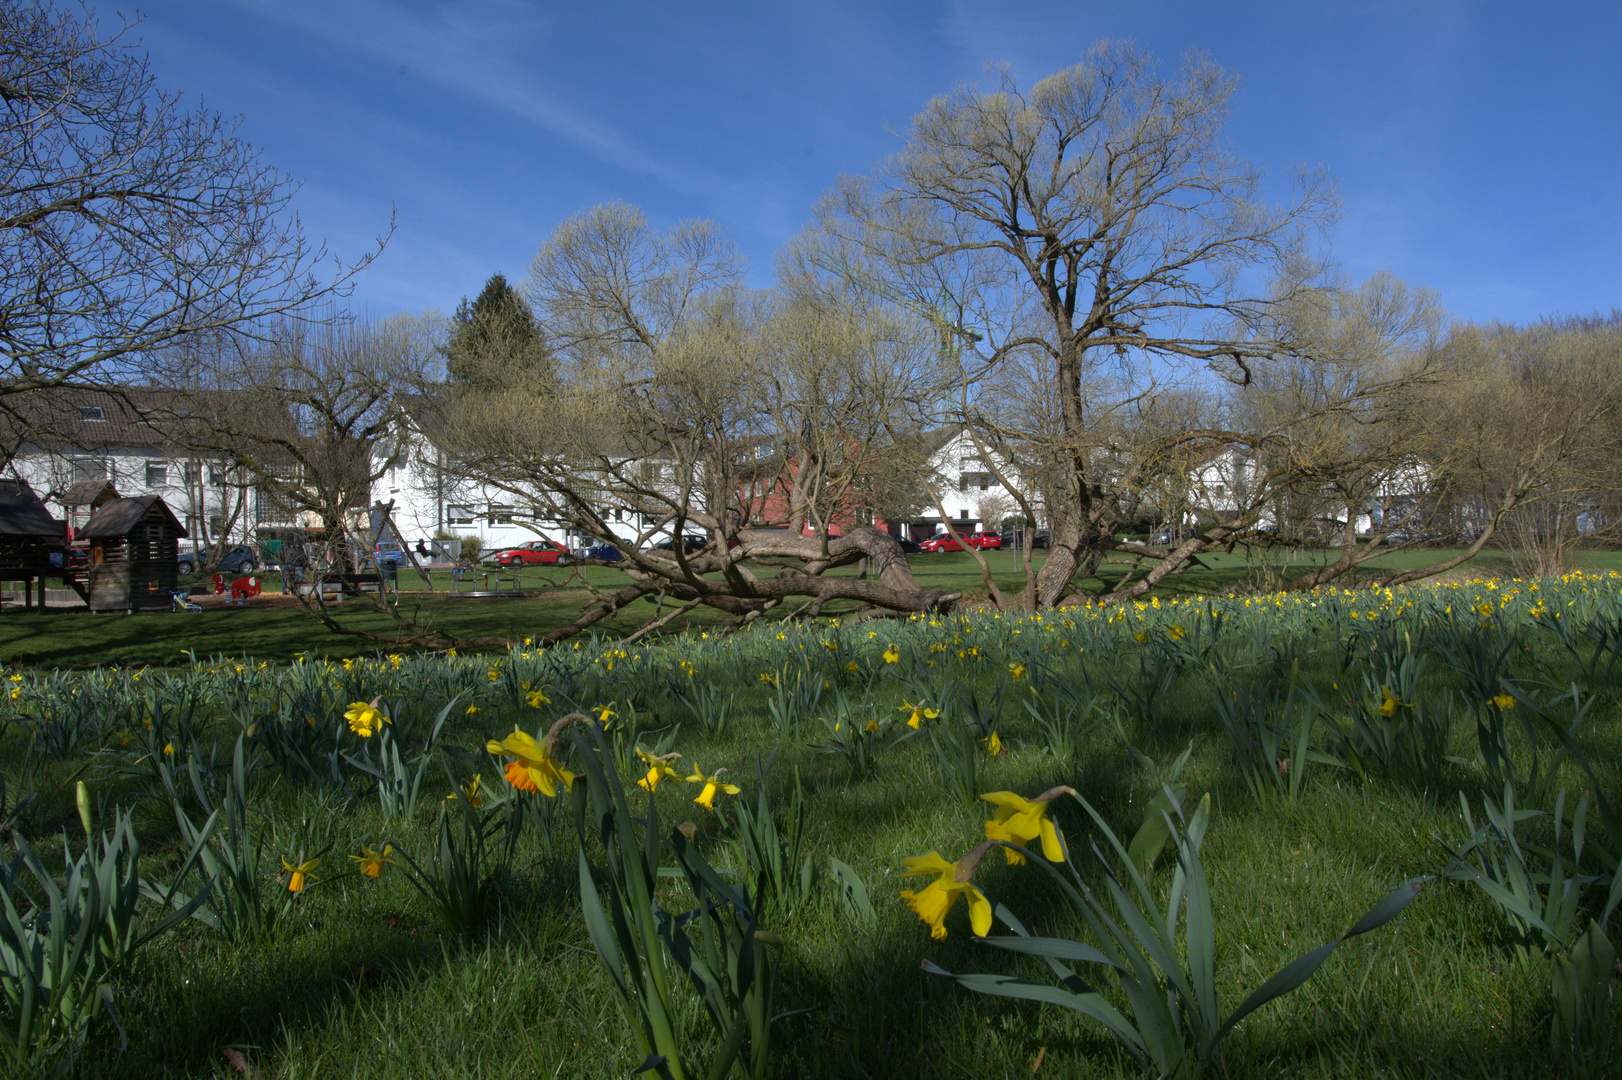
[685,764,740,810]
[882,645,900,664]
[845,660,858,673]
[349,845,395,878]
[466,704,479,715]
[444,774,485,807]
[487,666,501,682]
[595,705,617,725]
[1008,662,1026,680]
[899,845,994,940]
[486,728,576,797]
[899,701,939,729]
[525,688,551,708]
[981,788,1072,865]
[1168,625,1186,641]
[1377,687,1400,718]
[344,700,386,738]
[1492,692,1516,711]
[635,747,684,792]
[282,856,319,892]
[982,731,1005,756]
[864,717,880,733]
[162,741,176,758]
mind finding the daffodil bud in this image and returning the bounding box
[76,780,93,837]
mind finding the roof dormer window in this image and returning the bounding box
[79,406,105,420]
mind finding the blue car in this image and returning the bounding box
[584,544,623,562]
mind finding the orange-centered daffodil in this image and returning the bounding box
[486,728,576,797]
[282,856,319,892]
[349,844,396,878]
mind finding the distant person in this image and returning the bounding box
[415,538,430,559]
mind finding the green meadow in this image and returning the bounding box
[2,568,1620,1078]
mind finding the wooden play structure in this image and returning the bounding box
[0,479,74,610]
[82,494,187,612]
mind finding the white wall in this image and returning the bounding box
[9,445,256,547]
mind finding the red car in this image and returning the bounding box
[492,539,570,565]
[918,534,964,552]
[964,531,1003,549]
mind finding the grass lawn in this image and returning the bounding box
[3,546,1620,669]
[2,573,1618,1077]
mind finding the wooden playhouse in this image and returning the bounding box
[83,495,187,612]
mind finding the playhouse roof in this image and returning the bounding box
[82,495,186,538]
[0,478,65,538]
[61,479,119,507]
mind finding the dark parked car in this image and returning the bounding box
[177,545,258,576]
[583,544,623,562]
[997,529,1050,549]
[652,535,708,554]
[896,538,922,554]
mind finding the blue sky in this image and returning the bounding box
[127,1,1620,325]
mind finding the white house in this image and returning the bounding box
[2,389,269,551]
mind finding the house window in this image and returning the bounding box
[69,457,106,482]
[447,505,475,525]
[640,461,662,484]
[488,504,513,525]
[146,462,167,487]
[183,461,202,485]
[978,475,990,491]
[208,466,225,485]
[79,406,105,421]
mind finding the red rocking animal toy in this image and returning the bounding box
[211,574,262,603]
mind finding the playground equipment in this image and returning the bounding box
[212,573,262,603]
[169,590,201,613]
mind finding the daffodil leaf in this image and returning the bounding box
[1207,877,1426,1055]
[924,961,1148,1060]
[1126,784,1185,875]
[973,933,1121,968]
[828,857,875,924]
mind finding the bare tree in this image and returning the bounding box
[171,314,432,574]
[1427,316,1622,580]
[0,4,382,419]
[822,40,1336,607]
[433,204,962,643]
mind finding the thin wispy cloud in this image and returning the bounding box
[229,0,745,204]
